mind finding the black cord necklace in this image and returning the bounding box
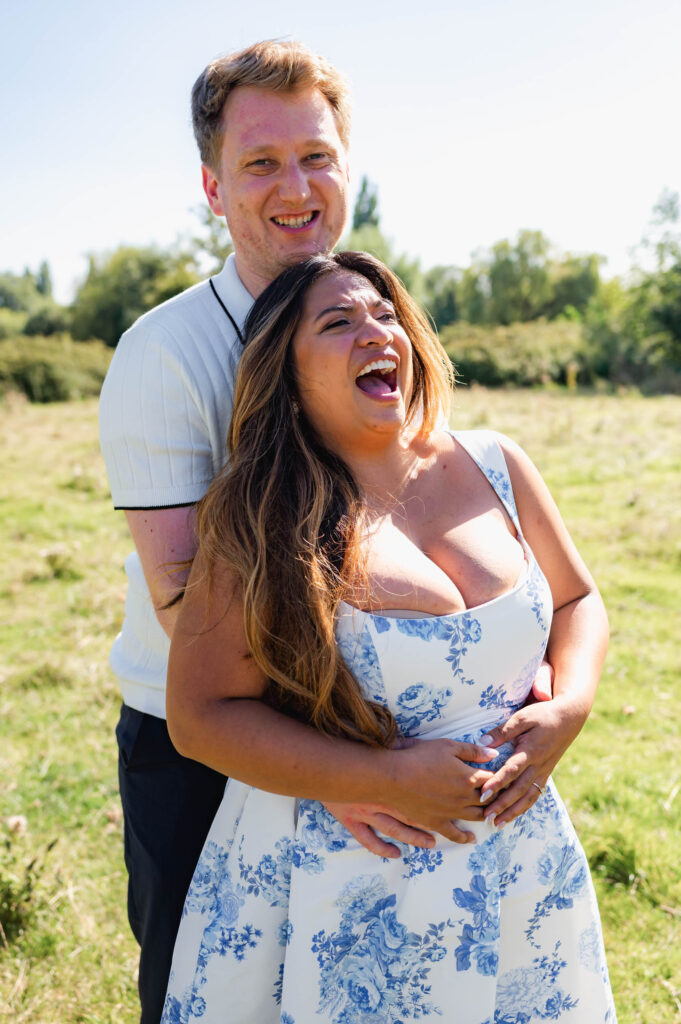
[209,278,245,346]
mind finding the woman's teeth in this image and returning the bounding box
[356,359,397,379]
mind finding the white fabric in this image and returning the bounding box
[99,255,254,718]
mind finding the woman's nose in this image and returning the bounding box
[357,317,392,346]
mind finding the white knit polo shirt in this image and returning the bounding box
[99,255,254,718]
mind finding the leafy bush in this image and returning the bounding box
[0,308,28,339]
[0,334,112,402]
[439,319,586,387]
[24,303,71,336]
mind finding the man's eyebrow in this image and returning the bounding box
[240,138,334,160]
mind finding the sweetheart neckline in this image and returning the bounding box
[338,550,533,624]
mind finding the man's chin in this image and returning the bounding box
[278,237,334,267]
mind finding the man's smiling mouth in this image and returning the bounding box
[355,359,398,396]
[271,211,319,229]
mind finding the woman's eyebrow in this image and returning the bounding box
[314,304,354,323]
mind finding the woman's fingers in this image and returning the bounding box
[483,770,548,827]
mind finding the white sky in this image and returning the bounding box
[2,0,680,303]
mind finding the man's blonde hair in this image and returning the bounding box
[192,39,351,170]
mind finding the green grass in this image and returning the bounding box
[1,387,680,1022]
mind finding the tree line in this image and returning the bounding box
[1,181,680,399]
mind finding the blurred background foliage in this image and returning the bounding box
[1,181,680,401]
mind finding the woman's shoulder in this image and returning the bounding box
[428,426,519,465]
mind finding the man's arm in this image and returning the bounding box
[166,549,499,848]
[124,506,197,638]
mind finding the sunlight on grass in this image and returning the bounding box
[1,389,679,1022]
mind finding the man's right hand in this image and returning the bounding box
[324,736,498,857]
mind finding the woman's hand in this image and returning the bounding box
[478,694,589,826]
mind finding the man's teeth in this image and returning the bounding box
[273,213,314,227]
[356,359,397,379]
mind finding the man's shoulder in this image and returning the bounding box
[123,277,214,344]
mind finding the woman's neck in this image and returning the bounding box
[341,427,434,506]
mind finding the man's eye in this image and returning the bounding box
[306,152,328,163]
[247,159,274,170]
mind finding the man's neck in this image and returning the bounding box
[233,253,271,299]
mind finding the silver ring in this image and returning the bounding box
[531,781,545,795]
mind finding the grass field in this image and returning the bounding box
[1,388,679,1023]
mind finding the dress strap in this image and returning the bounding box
[450,429,523,537]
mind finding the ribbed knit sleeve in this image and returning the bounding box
[99,316,215,509]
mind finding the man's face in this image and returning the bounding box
[203,85,350,297]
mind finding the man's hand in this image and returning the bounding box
[478,694,588,826]
[324,736,499,855]
[530,659,554,703]
[322,803,437,859]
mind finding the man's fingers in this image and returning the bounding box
[343,820,401,859]
[532,661,554,702]
[368,814,435,849]
[452,740,499,763]
[437,820,477,845]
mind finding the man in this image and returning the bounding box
[100,39,561,1023]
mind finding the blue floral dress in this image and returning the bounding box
[162,430,616,1024]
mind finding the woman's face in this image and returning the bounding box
[291,268,414,453]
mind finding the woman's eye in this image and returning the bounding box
[324,318,349,330]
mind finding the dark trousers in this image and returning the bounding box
[116,704,227,1024]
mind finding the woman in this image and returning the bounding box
[162,253,616,1023]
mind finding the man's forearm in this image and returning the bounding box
[167,695,496,837]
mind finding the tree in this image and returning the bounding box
[544,254,602,320]
[423,265,461,329]
[0,270,45,314]
[35,261,53,298]
[352,176,380,230]
[70,246,198,346]
[343,181,425,303]
[487,231,552,325]
[189,205,234,276]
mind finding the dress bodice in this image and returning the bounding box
[335,430,553,742]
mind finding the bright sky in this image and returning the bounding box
[2,0,680,303]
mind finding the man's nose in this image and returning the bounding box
[278,161,312,205]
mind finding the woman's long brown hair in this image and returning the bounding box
[195,252,454,747]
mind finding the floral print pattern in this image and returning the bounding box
[162,431,616,1023]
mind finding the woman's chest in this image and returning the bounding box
[357,510,527,616]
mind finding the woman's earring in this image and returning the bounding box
[292,399,300,417]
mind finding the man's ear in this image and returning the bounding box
[202,164,225,216]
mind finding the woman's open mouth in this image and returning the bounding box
[355,359,399,397]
